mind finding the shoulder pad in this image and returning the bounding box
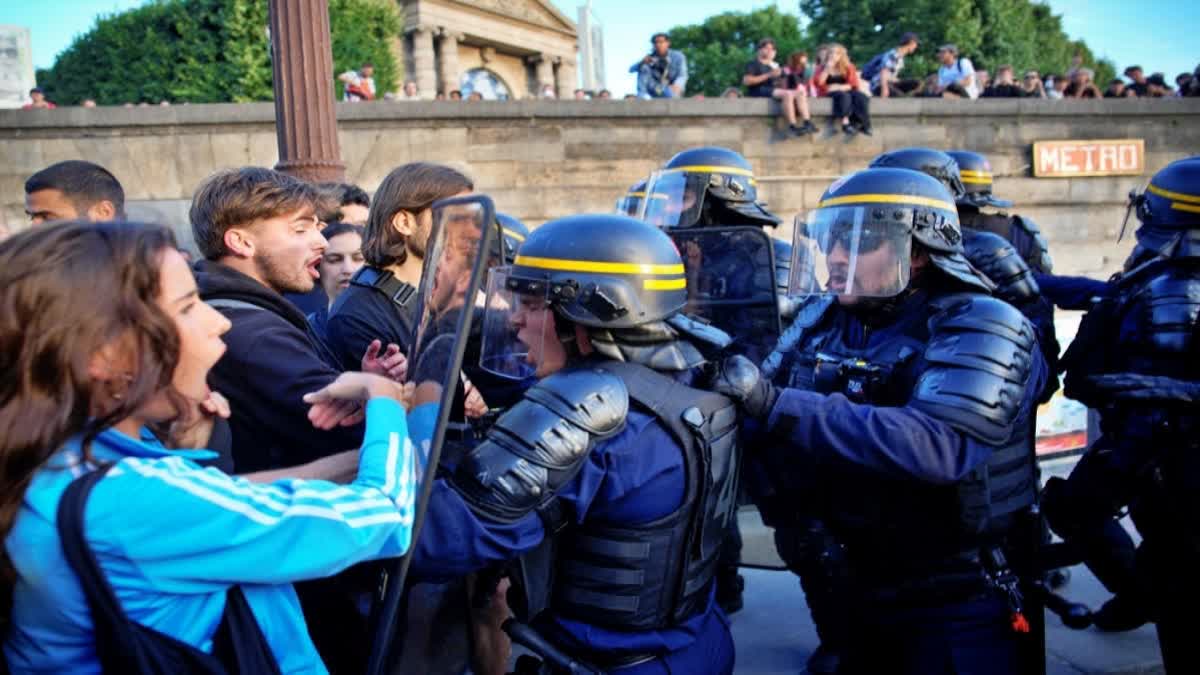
[1010,215,1054,274]
[962,231,1040,306]
[1142,268,1200,354]
[448,368,628,522]
[911,294,1037,445]
[762,295,835,378]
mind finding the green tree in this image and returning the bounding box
[666,6,807,97]
[37,0,401,106]
[797,0,1113,85]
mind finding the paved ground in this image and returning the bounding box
[729,456,1165,674]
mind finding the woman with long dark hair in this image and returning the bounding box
[1,221,417,673]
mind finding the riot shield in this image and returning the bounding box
[667,226,783,365]
[365,195,500,675]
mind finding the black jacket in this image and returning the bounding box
[194,261,363,473]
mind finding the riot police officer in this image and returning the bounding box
[715,167,1048,674]
[946,149,1055,274]
[1044,157,1200,666]
[615,179,649,217]
[871,147,1060,398]
[640,146,793,299]
[411,214,740,674]
[638,146,792,615]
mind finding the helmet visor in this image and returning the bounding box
[479,266,550,381]
[638,170,707,228]
[789,207,913,298]
[615,193,644,217]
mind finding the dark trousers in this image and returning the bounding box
[1042,443,1140,595]
[827,90,871,129]
[840,596,1021,675]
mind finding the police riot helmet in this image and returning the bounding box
[1127,156,1200,255]
[946,150,1014,209]
[495,212,529,263]
[480,215,693,378]
[869,148,968,203]
[615,179,649,217]
[640,146,781,228]
[789,167,994,297]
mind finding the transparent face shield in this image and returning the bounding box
[479,266,552,381]
[409,197,494,393]
[669,226,782,364]
[637,170,708,228]
[789,207,913,299]
[615,193,645,217]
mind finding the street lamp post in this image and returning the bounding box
[267,0,346,183]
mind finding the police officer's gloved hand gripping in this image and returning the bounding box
[711,354,778,419]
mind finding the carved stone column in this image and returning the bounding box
[267,0,344,183]
[555,57,578,99]
[437,30,463,97]
[410,25,437,99]
[533,54,555,94]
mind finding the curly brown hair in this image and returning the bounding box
[0,221,183,630]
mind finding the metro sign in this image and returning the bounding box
[1032,139,1145,178]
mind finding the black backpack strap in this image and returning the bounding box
[56,463,281,675]
[350,266,417,310]
[55,463,147,673]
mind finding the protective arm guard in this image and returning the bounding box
[962,231,1040,306]
[911,295,1037,445]
[1009,215,1054,274]
[447,368,628,523]
[1142,270,1200,355]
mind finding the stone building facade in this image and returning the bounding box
[397,0,578,99]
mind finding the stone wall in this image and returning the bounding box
[3,98,1199,276]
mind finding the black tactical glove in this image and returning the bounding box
[712,354,779,420]
[1087,373,1200,403]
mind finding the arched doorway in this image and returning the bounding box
[459,68,511,100]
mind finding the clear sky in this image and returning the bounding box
[2,0,1196,97]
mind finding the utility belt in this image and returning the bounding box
[851,545,1028,621]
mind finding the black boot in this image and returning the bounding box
[1092,593,1151,632]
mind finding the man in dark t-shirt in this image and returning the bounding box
[742,37,815,136]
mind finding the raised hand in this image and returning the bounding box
[361,339,409,382]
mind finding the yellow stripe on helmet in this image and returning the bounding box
[817,193,957,211]
[643,277,687,290]
[1171,201,1200,214]
[660,165,755,177]
[959,170,994,186]
[501,228,526,242]
[514,255,685,276]
[959,169,994,179]
[1148,183,1200,205]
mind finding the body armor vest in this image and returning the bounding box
[548,361,741,631]
[960,211,1053,274]
[771,292,1038,577]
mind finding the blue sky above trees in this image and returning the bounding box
[3,0,1196,97]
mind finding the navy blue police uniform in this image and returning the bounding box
[947,149,1055,275]
[1044,157,1200,660]
[636,147,792,617]
[872,148,1060,399]
[715,168,1048,674]
[412,215,740,674]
